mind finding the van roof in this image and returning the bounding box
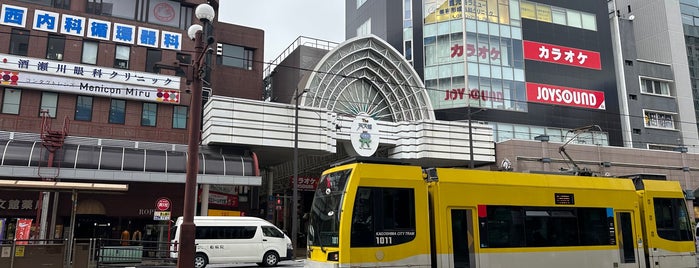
[175,216,273,224]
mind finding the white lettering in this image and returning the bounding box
[536,86,597,106]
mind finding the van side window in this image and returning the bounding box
[262,226,285,238]
[195,226,257,239]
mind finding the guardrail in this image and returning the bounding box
[0,238,177,268]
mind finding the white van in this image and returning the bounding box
[170,216,293,268]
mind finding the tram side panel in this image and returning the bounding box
[429,169,643,268]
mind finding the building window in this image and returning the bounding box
[82,41,99,65]
[75,95,93,121]
[173,105,187,129]
[640,78,671,96]
[218,44,254,70]
[87,0,138,20]
[40,92,58,118]
[357,0,367,8]
[10,29,30,56]
[46,35,65,60]
[2,88,22,115]
[141,102,157,126]
[644,110,676,129]
[114,45,130,69]
[357,18,371,36]
[108,99,126,124]
[17,0,70,9]
[145,49,162,73]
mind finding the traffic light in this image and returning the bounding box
[275,194,282,211]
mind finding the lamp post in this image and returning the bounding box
[292,89,307,258]
[178,3,215,268]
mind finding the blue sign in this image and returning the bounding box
[61,14,85,36]
[1,4,27,27]
[138,27,159,48]
[87,18,111,40]
[113,23,135,44]
[33,9,59,32]
[161,31,181,51]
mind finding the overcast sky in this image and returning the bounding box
[218,1,346,66]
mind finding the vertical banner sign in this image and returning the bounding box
[15,218,32,244]
[0,218,6,240]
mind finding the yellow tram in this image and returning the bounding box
[305,162,696,268]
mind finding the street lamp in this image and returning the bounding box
[178,3,215,268]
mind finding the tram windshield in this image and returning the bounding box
[653,198,693,241]
[307,168,351,248]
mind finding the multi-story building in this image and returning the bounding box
[0,0,263,244]
[345,0,699,214]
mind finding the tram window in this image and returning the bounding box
[654,198,693,241]
[481,206,613,248]
[351,187,416,247]
[578,208,612,245]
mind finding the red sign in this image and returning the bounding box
[526,82,605,110]
[523,40,601,70]
[156,198,171,211]
[290,177,320,191]
[443,88,504,102]
[15,218,32,244]
[198,189,238,208]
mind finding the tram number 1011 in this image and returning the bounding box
[376,236,394,245]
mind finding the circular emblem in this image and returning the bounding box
[153,3,176,22]
[349,113,380,157]
[156,198,171,211]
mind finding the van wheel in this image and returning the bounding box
[260,251,279,267]
[194,253,208,268]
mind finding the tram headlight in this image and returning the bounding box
[327,251,339,261]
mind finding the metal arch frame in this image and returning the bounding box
[302,35,434,122]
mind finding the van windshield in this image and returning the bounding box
[307,168,350,248]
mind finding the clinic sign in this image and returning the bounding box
[0,53,180,103]
[1,4,182,50]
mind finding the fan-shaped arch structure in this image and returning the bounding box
[301,35,435,122]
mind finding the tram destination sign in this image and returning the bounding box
[554,193,575,205]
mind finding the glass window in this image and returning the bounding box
[40,92,58,118]
[145,49,163,73]
[566,10,582,28]
[75,96,93,121]
[551,8,566,25]
[357,0,367,9]
[46,35,66,60]
[173,106,187,129]
[17,0,70,9]
[115,45,130,69]
[654,198,693,242]
[644,110,675,129]
[87,0,137,20]
[261,226,285,238]
[2,88,21,114]
[481,206,614,248]
[141,102,157,126]
[109,99,126,124]
[218,44,254,70]
[640,78,671,96]
[82,41,99,65]
[10,29,30,56]
[356,18,371,36]
[351,187,416,247]
[581,12,596,31]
